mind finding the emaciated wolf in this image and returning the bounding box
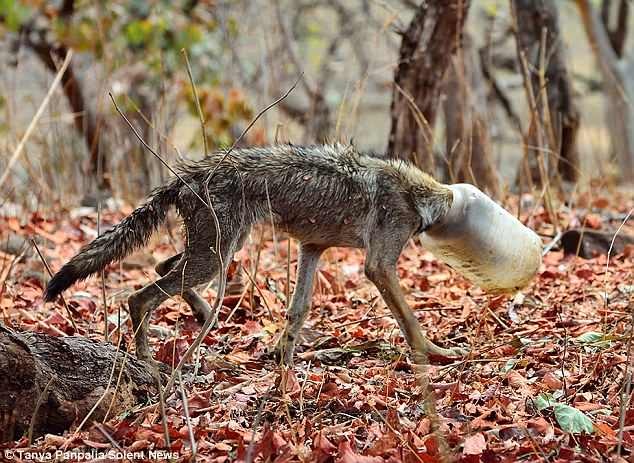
[44,144,467,366]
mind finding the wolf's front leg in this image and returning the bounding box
[364,247,466,365]
[273,243,325,366]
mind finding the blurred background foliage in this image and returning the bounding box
[0,0,632,210]
[0,0,257,204]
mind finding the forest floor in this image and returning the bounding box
[0,190,633,463]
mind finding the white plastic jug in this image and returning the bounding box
[420,184,543,294]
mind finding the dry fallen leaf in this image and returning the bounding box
[462,432,486,455]
[336,440,384,463]
[2,193,633,461]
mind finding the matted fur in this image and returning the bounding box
[44,143,459,364]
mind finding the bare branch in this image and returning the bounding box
[58,0,75,17]
[601,0,630,58]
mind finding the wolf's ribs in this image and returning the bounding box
[0,324,157,442]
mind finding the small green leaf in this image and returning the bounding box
[176,24,203,49]
[575,331,614,350]
[576,331,604,344]
[124,19,153,46]
[533,392,556,411]
[553,404,594,434]
[0,0,33,31]
[502,359,517,373]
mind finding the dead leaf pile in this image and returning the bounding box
[0,195,633,462]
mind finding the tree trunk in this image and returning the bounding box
[273,0,332,143]
[600,0,629,59]
[21,22,109,193]
[443,34,501,198]
[0,325,157,443]
[575,0,634,182]
[387,0,470,172]
[511,0,581,185]
[31,48,106,190]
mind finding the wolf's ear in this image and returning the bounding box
[414,188,453,233]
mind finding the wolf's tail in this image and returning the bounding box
[43,180,181,302]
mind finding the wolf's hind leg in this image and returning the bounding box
[129,250,220,363]
[273,243,324,366]
[130,211,250,364]
[155,253,212,324]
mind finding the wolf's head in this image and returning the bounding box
[411,182,454,233]
[383,159,454,233]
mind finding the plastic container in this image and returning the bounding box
[420,183,543,294]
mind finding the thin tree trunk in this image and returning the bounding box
[511,0,581,185]
[387,0,470,172]
[25,39,109,192]
[273,0,331,143]
[443,34,501,198]
[18,1,107,193]
[576,0,634,182]
[600,0,629,58]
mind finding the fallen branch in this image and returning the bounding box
[0,324,157,443]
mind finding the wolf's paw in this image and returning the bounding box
[444,346,469,357]
[427,344,469,359]
[266,340,295,367]
[193,308,214,326]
